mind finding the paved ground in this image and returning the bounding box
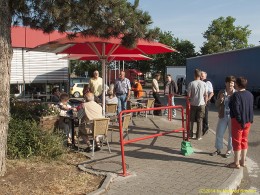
[78,112,247,195]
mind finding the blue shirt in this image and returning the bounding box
[229,90,254,128]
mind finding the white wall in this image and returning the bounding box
[11,48,68,84]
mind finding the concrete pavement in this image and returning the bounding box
[78,114,246,195]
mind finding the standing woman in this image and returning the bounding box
[210,76,236,157]
[228,77,254,168]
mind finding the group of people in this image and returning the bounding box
[52,70,134,150]
[152,73,179,117]
[188,69,254,169]
[52,68,254,167]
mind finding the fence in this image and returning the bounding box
[118,105,186,176]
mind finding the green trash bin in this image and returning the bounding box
[181,141,194,156]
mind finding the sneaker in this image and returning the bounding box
[197,137,202,140]
[192,135,196,139]
[210,150,221,156]
[225,151,232,158]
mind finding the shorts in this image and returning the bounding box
[231,118,251,151]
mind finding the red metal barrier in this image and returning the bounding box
[118,105,185,176]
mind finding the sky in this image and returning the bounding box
[130,0,260,52]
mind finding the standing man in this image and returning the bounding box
[164,74,178,117]
[114,71,131,114]
[187,69,208,140]
[152,73,161,105]
[201,71,214,135]
[89,70,103,103]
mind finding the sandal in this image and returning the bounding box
[227,162,240,169]
[96,142,101,148]
[239,160,246,167]
[86,141,93,150]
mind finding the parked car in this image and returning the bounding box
[70,77,89,87]
[70,83,88,98]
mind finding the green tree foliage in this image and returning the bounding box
[11,0,160,48]
[130,31,196,78]
[200,16,252,54]
[172,38,197,66]
[70,60,101,77]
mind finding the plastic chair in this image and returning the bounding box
[105,103,118,123]
[77,110,111,156]
[88,118,111,156]
[143,98,155,118]
[109,113,131,142]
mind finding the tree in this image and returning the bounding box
[127,31,197,78]
[171,38,197,66]
[151,31,196,78]
[0,0,158,176]
[70,60,101,77]
[201,16,252,54]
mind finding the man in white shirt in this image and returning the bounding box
[152,73,161,104]
[201,71,214,135]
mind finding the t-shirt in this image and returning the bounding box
[187,80,207,106]
[89,77,103,97]
[132,82,143,98]
[152,79,159,93]
[105,96,118,104]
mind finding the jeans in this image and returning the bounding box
[215,116,232,151]
[117,94,127,114]
[164,95,176,116]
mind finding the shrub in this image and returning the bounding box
[8,118,65,159]
[10,100,60,121]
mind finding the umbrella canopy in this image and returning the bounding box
[31,34,177,114]
[60,54,153,63]
[32,35,176,56]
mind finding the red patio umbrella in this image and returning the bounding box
[32,34,177,114]
[60,54,153,62]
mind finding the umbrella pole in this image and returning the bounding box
[102,59,106,116]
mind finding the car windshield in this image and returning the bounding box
[70,77,89,86]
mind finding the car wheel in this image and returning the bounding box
[73,91,80,98]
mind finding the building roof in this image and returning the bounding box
[11,26,67,48]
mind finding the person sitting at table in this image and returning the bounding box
[106,89,118,104]
[58,93,76,145]
[51,87,60,104]
[131,79,143,98]
[78,92,104,151]
[83,83,90,97]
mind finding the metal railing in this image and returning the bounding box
[118,105,186,176]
